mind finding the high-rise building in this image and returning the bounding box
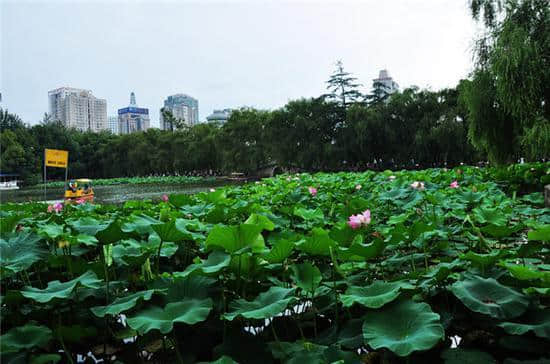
[372,70,399,100]
[160,94,199,129]
[48,87,107,132]
[108,116,119,135]
[118,92,150,134]
[206,108,232,124]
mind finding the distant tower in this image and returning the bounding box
[130,92,136,106]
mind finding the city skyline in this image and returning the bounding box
[1,0,476,128]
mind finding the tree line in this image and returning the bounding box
[0,0,548,184]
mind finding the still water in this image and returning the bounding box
[0,181,241,205]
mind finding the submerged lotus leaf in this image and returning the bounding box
[341,281,413,308]
[0,324,53,353]
[91,290,157,317]
[362,300,444,357]
[223,286,296,321]
[127,299,213,334]
[21,270,102,303]
[450,275,529,319]
[498,309,550,339]
[0,232,46,275]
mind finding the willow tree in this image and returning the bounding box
[461,0,550,164]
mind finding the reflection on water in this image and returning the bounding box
[0,181,240,204]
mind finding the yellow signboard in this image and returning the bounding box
[45,149,68,168]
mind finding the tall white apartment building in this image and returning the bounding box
[48,87,107,132]
[372,70,399,97]
[108,116,119,135]
[160,94,199,130]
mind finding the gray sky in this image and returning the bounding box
[1,0,476,127]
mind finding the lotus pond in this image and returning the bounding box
[1,165,550,363]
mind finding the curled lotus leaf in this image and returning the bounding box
[21,271,102,303]
[498,309,550,339]
[341,280,413,309]
[91,290,158,317]
[223,286,296,321]
[0,324,53,353]
[127,298,213,334]
[362,300,444,357]
[450,275,529,319]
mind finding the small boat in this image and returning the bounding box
[0,173,20,190]
[64,179,94,203]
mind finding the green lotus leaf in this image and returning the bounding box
[341,281,413,309]
[91,290,157,317]
[498,309,550,339]
[223,286,296,321]
[168,193,194,207]
[152,220,189,242]
[262,239,295,264]
[205,224,265,254]
[0,213,23,234]
[165,276,216,302]
[337,237,385,261]
[528,225,550,241]
[68,217,109,236]
[21,270,102,303]
[441,348,495,363]
[198,356,239,364]
[38,223,64,239]
[76,233,98,246]
[96,220,126,244]
[121,214,160,235]
[294,207,324,222]
[0,324,52,353]
[450,275,529,319]
[472,207,508,226]
[460,250,507,267]
[245,213,275,231]
[174,218,206,241]
[30,354,62,364]
[296,228,337,256]
[523,287,550,296]
[481,224,522,238]
[503,263,550,281]
[0,232,46,275]
[291,262,322,294]
[127,299,213,334]
[177,250,231,278]
[362,300,444,357]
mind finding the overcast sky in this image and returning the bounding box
[1,0,477,127]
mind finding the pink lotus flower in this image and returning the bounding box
[449,181,459,189]
[348,209,371,229]
[48,202,63,213]
[410,181,425,191]
[161,194,169,202]
[308,187,317,196]
[355,184,362,190]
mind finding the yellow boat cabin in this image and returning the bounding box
[64,179,94,203]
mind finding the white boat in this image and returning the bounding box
[0,174,20,190]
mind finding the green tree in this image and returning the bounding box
[324,60,363,109]
[462,0,550,163]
